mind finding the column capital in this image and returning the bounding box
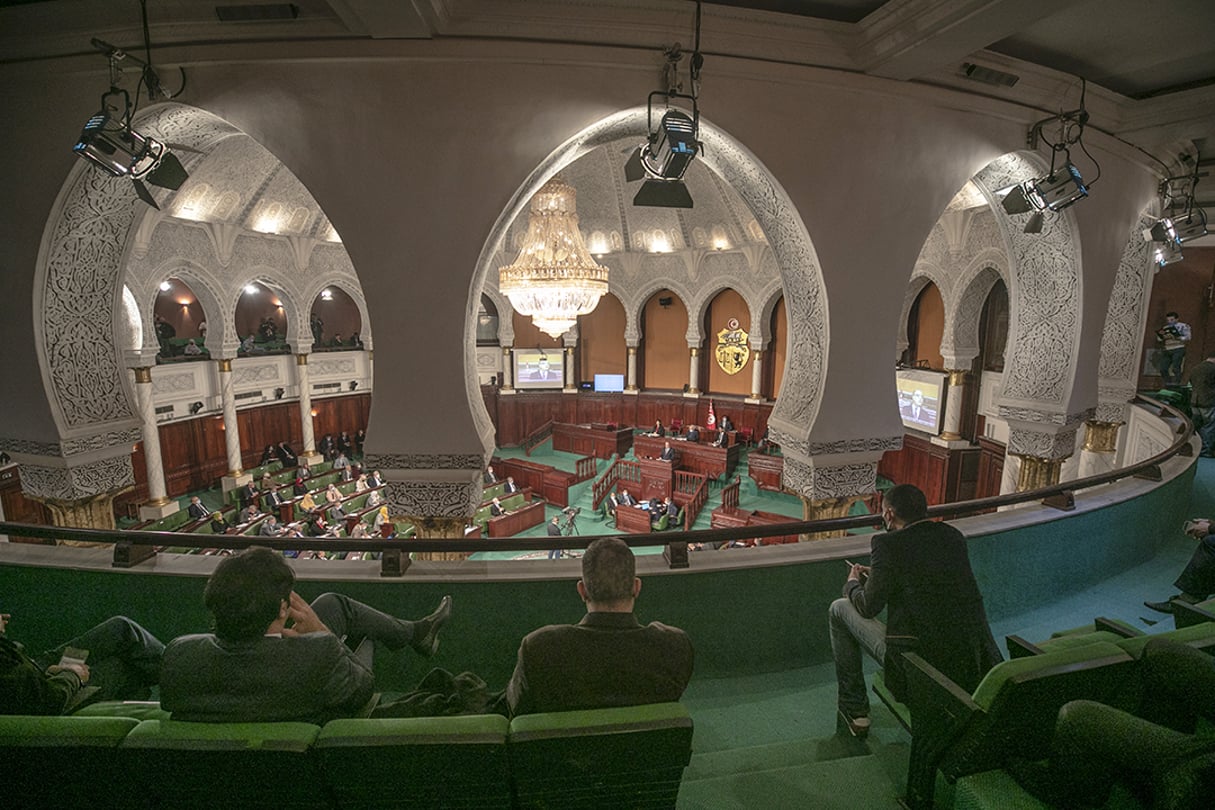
[216,358,233,373]
[1010,453,1064,491]
[1081,420,1124,453]
[945,368,971,386]
[133,367,153,384]
[295,353,310,366]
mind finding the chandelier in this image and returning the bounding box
[500,176,609,338]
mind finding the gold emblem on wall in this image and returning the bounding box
[715,318,750,375]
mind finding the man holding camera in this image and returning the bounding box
[1155,311,1191,385]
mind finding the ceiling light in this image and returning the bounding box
[320,289,333,301]
[159,280,171,291]
[499,176,609,339]
[244,284,259,295]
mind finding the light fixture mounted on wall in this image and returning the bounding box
[71,1,197,210]
[623,1,705,209]
[1144,153,1208,267]
[189,401,204,415]
[1001,78,1100,233]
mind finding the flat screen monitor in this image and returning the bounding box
[594,373,625,393]
[894,368,947,435]
[513,349,563,389]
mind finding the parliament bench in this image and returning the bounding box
[1,702,693,809]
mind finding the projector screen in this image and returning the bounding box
[894,368,947,435]
[514,349,563,389]
[594,373,625,393]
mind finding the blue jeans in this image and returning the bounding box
[828,597,887,716]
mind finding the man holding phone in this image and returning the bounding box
[0,612,166,715]
[828,484,1001,738]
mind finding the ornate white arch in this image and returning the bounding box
[302,276,373,351]
[1095,211,1157,423]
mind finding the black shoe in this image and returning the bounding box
[410,595,452,657]
[837,707,871,739]
[1144,598,1176,614]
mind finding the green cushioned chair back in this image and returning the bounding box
[317,715,511,809]
[1,715,141,809]
[1035,630,1127,653]
[1116,622,1215,658]
[508,703,693,810]
[956,642,1134,773]
[74,700,171,722]
[121,719,327,809]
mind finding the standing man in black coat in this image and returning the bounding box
[828,484,1000,738]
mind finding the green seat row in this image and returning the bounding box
[3,703,693,810]
[473,492,529,531]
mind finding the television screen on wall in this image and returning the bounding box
[894,368,947,435]
[594,373,625,392]
[513,349,563,389]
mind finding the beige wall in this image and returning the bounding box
[579,294,627,380]
[705,288,751,396]
[643,290,689,390]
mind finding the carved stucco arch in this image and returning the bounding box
[751,276,785,349]
[622,276,698,347]
[34,103,238,447]
[942,253,1007,367]
[226,266,304,355]
[896,272,939,360]
[139,258,230,358]
[466,107,827,461]
[301,276,374,352]
[684,276,765,349]
[972,153,1083,412]
[477,286,516,347]
[1094,211,1156,423]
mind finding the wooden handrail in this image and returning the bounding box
[522,419,554,456]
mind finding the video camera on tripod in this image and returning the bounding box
[561,506,581,535]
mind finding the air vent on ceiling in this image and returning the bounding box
[216,4,300,23]
[235,390,263,401]
[961,63,1019,88]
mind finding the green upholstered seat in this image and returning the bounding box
[1115,621,1215,658]
[1,714,141,809]
[74,700,171,722]
[1173,599,1215,629]
[900,641,1135,808]
[508,702,693,809]
[121,719,327,809]
[317,715,511,809]
[1006,617,1143,658]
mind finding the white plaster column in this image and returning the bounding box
[134,367,176,520]
[1077,420,1123,480]
[940,369,969,441]
[625,345,639,394]
[296,353,322,465]
[217,359,250,492]
[746,348,764,403]
[563,345,576,392]
[686,347,701,397]
[501,346,515,394]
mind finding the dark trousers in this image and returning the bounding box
[1175,534,1215,599]
[1046,639,1215,807]
[310,593,416,652]
[33,616,165,702]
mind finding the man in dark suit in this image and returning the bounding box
[659,441,675,462]
[238,481,257,508]
[712,428,728,447]
[504,476,520,494]
[160,548,452,724]
[506,537,693,716]
[719,415,734,432]
[483,466,497,485]
[829,484,1000,738]
[618,489,636,507]
[546,515,563,560]
[262,487,283,511]
[685,425,700,443]
[367,470,383,488]
[489,497,508,517]
[187,496,210,521]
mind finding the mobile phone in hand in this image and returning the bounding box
[58,646,89,667]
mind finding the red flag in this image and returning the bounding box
[706,399,716,428]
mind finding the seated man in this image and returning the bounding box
[1145,518,1215,612]
[238,503,262,524]
[828,483,1001,738]
[504,476,520,494]
[276,441,298,466]
[366,488,384,508]
[506,537,693,716]
[1012,638,1215,809]
[262,486,284,511]
[489,497,509,517]
[483,465,497,484]
[1,611,164,715]
[685,425,700,443]
[160,547,453,724]
[659,441,676,461]
[238,480,258,508]
[712,428,728,447]
[367,469,383,488]
[298,462,312,480]
[259,515,284,537]
[618,488,637,508]
[187,495,210,521]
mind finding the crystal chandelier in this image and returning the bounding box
[499,176,609,338]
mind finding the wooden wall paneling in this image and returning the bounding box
[1,466,51,529]
[975,437,1006,501]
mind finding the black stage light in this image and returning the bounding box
[1001,184,1034,215]
[189,401,204,414]
[1175,209,1208,243]
[633,179,694,209]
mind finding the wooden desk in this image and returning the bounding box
[552,423,634,459]
[500,459,549,496]
[747,452,783,492]
[635,435,739,481]
[710,508,799,545]
[487,500,546,538]
[614,504,654,534]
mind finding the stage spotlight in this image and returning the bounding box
[1029,162,1088,212]
[73,110,189,209]
[625,92,701,209]
[1174,209,1208,243]
[633,180,695,209]
[1143,217,1178,244]
[1154,240,1184,268]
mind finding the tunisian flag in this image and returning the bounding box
[706,399,716,429]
